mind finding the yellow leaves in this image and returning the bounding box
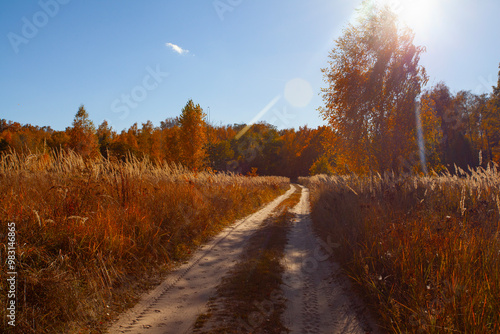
[179,100,207,170]
[68,105,99,158]
[320,6,427,173]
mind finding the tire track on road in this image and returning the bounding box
[282,185,378,334]
[107,186,295,334]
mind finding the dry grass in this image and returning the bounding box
[0,151,289,333]
[300,167,500,333]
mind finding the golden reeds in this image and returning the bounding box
[301,167,500,333]
[0,151,289,333]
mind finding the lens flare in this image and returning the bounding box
[415,102,428,175]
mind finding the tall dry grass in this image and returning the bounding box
[0,151,289,333]
[301,167,500,333]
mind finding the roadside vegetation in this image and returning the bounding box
[301,168,500,333]
[0,150,289,333]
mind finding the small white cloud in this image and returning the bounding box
[166,42,189,55]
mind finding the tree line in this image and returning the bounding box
[0,100,332,178]
[2,5,500,177]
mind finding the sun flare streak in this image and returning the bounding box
[415,102,428,175]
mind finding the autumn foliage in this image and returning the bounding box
[319,5,500,175]
[0,104,334,178]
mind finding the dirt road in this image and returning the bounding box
[107,187,296,334]
[282,185,376,334]
[107,185,377,334]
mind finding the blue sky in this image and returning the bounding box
[1,0,499,132]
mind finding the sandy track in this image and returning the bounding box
[106,186,295,334]
[282,185,378,334]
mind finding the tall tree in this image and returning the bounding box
[419,91,444,171]
[137,121,154,159]
[96,120,114,158]
[425,83,457,164]
[178,100,207,169]
[67,105,98,158]
[162,122,181,164]
[485,64,500,162]
[319,3,428,174]
[420,84,478,171]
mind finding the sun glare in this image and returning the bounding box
[368,0,441,39]
[397,0,437,31]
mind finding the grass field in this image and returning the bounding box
[3,148,500,333]
[300,168,500,333]
[0,151,289,333]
